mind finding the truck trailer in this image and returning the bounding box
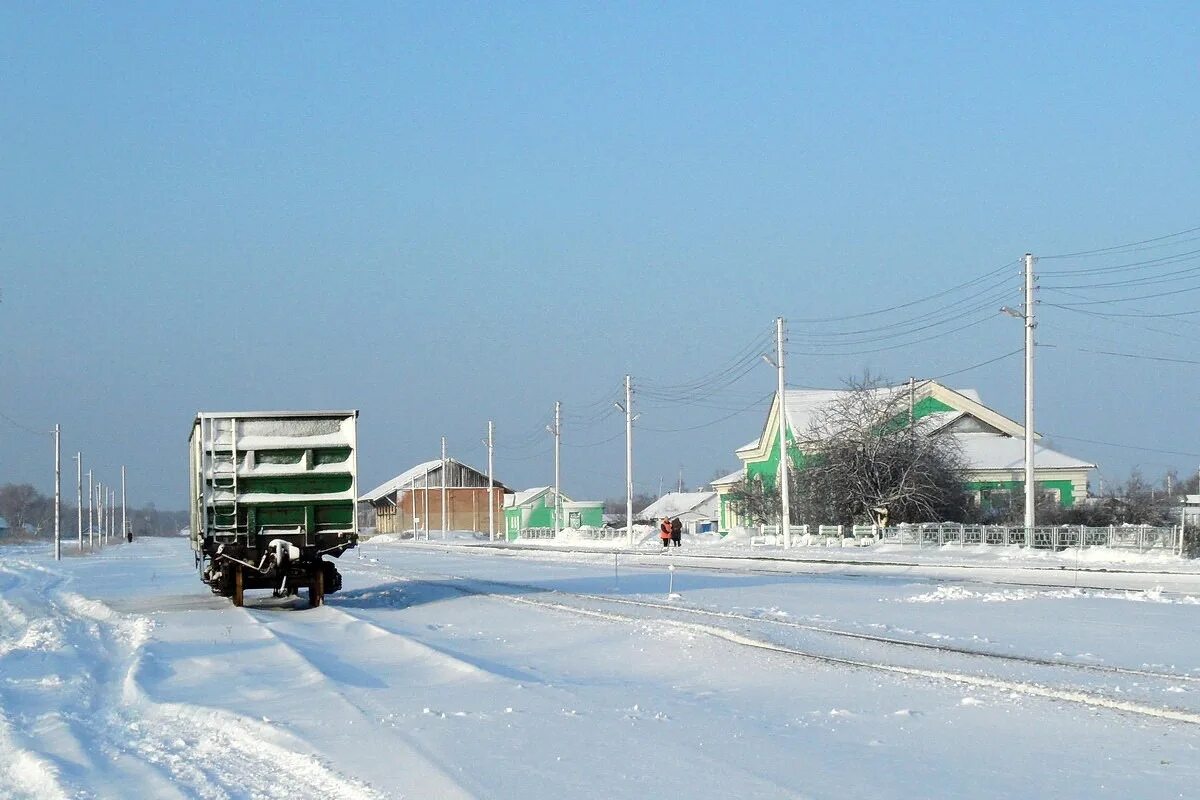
[189,411,359,607]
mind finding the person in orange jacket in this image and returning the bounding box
[659,517,672,549]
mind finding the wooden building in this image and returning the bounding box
[360,459,512,537]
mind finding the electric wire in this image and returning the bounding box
[0,410,50,437]
[1046,434,1200,460]
[1039,224,1200,260]
[929,348,1023,380]
[787,259,1020,323]
[1040,248,1200,278]
[638,391,776,434]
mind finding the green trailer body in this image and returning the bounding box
[189,410,359,606]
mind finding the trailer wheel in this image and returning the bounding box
[309,566,324,608]
[233,565,244,608]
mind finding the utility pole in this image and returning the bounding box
[53,424,61,561]
[548,402,561,536]
[908,376,916,428]
[615,376,635,548]
[776,317,791,549]
[97,481,104,546]
[440,436,447,537]
[121,465,127,543]
[74,453,82,552]
[409,474,417,538]
[486,420,495,541]
[87,470,94,548]
[109,489,115,544]
[1023,253,1037,536]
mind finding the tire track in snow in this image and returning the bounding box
[343,562,1200,726]
[0,558,383,800]
[240,605,483,800]
[348,560,1200,685]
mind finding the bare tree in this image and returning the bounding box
[725,475,781,526]
[792,376,970,526]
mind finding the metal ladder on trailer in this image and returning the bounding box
[207,416,241,538]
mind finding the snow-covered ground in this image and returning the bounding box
[3,536,1200,799]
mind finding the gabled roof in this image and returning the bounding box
[506,486,574,508]
[639,492,719,519]
[710,469,743,487]
[737,380,1030,460]
[360,458,510,503]
[957,432,1095,472]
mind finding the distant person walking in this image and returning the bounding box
[659,517,672,549]
[670,517,683,548]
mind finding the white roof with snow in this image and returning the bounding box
[956,433,1095,472]
[639,492,719,520]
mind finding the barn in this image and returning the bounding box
[360,459,512,537]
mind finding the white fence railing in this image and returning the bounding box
[515,526,624,541]
[742,522,1181,553]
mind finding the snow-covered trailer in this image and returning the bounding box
[189,411,359,607]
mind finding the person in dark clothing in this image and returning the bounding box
[659,517,672,549]
[670,517,683,547]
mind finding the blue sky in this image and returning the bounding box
[3,2,1199,506]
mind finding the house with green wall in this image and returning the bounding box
[503,487,604,540]
[716,380,1095,531]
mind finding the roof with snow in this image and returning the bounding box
[738,381,1021,453]
[709,469,743,487]
[957,432,1095,472]
[360,458,511,503]
[505,487,575,508]
[639,491,719,520]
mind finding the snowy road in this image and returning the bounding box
[3,538,1200,799]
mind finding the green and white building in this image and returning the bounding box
[715,380,1095,531]
[503,487,604,540]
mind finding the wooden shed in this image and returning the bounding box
[360,459,512,537]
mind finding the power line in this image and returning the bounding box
[0,410,50,437]
[788,260,1019,323]
[1044,302,1200,320]
[930,348,1023,379]
[1039,224,1200,260]
[1047,433,1200,459]
[1074,348,1200,366]
[787,303,1014,357]
[1044,281,1200,307]
[639,391,775,433]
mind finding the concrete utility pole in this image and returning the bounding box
[776,317,791,549]
[97,481,104,546]
[615,376,635,548]
[440,436,447,536]
[87,470,94,548]
[486,420,495,541]
[109,489,115,545]
[74,453,82,552]
[1023,253,1037,535]
[409,474,417,538]
[548,402,561,536]
[53,424,61,561]
[121,465,127,543]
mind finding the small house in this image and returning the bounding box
[503,487,603,540]
[638,491,720,534]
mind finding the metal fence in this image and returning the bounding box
[516,526,624,541]
[747,522,1182,553]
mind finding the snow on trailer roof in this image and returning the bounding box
[189,411,358,440]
